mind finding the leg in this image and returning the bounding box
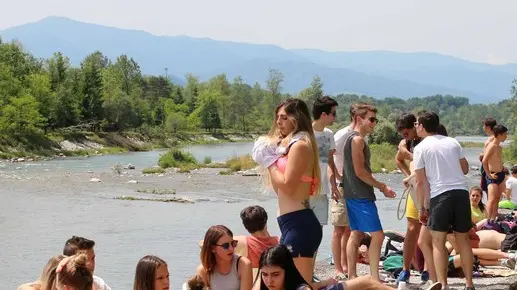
[418,226,437,282]
[332,226,346,275]
[341,226,350,273]
[368,230,384,281]
[453,232,474,287]
[429,230,449,288]
[487,183,499,220]
[402,218,421,270]
[346,230,362,279]
[292,257,317,288]
[341,276,395,290]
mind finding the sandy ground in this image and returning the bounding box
[314,258,517,289]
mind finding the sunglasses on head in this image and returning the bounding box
[215,240,238,250]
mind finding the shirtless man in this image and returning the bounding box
[480,118,497,193]
[482,124,509,221]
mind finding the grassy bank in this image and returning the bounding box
[141,148,258,174]
[459,141,485,148]
[370,143,398,173]
[0,130,258,160]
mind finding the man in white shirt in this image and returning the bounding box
[506,166,517,205]
[329,104,357,278]
[413,111,473,290]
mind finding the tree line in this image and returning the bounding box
[1,38,516,148]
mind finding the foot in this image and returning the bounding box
[334,272,348,281]
[501,258,516,269]
[396,270,410,285]
[421,270,430,282]
[464,286,475,290]
[423,282,442,290]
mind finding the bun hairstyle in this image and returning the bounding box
[57,253,93,290]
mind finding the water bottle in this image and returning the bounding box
[397,281,407,290]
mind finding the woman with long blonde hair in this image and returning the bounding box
[253,98,336,289]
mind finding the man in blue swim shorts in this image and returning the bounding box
[340,103,396,281]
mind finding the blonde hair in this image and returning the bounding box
[260,98,321,195]
[57,254,93,290]
[40,255,66,290]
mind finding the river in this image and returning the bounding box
[0,137,496,289]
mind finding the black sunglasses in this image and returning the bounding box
[215,240,238,250]
[368,117,378,123]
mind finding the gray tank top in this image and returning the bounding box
[210,254,240,290]
[341,131,375,200]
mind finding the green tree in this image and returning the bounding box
[81,51,108,124]
[264,69,284,118]
[0,95,46,134]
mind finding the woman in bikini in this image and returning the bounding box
[253,98,335,289]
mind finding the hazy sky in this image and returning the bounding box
[1,0,516,64]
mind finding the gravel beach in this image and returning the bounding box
[314,258,517,289]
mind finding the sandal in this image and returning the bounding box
[334,273,348,281]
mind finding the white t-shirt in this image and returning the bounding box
[413,135,468,198]
[94,276,111,290]
[333,126,352,182]
[314,127,336,194]
[506,176,517,204]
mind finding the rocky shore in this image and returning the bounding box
[314,258,517,289]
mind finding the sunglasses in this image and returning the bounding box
[368,117,378,123]
[215,240,238,250]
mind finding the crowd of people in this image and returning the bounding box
[17,97,517,290]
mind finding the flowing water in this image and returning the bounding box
[0,137,490,289]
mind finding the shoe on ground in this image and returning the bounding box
[396,270,410,285]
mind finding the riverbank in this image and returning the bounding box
[0,131,259,161]
[314,259,517,289]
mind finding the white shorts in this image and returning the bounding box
[310,194,329,226]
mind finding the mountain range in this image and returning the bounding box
[1,16,516,103]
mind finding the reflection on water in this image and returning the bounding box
[0,140,490,289]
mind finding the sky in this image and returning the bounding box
[1,0,516,64]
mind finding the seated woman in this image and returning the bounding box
[133,255,169,290]
[256,245,442,290]
[196,225,253,290]
[17,255,66,290]
[55,253,94,290]
[470,186,488,230]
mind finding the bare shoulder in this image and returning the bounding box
[290,139,311,153]
[352,135,365,146]
[238,256,252,274]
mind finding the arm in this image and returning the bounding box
[505,188,512,200]
[459,158,469,175]
[268,141,311,195]
[395,140,412,176]
[238,257,253,290]
[415,168,430,211]
[482,145,496,179]
[195,264,209,287]
[351,136,385,190]
[327,149,341,200]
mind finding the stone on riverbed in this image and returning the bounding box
[90,178,101,182]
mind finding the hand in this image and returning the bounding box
[381,185,396,198]
[403,177,411,188]
[419,209,429,225]
[489,173,498,180]
[323,277,339,286]
[56,256,73,273]
[331,186,341,201]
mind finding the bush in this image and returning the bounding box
[368,120,400,145]
[225,154,256,172]
[369,143,398,173]
[503,134,517,164]
[142,167,165,174]
[203,156,212,164]
[158,148,198,169]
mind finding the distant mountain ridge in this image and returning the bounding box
[1,16,515,103]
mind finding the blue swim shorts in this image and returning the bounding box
[346,199,383,232]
